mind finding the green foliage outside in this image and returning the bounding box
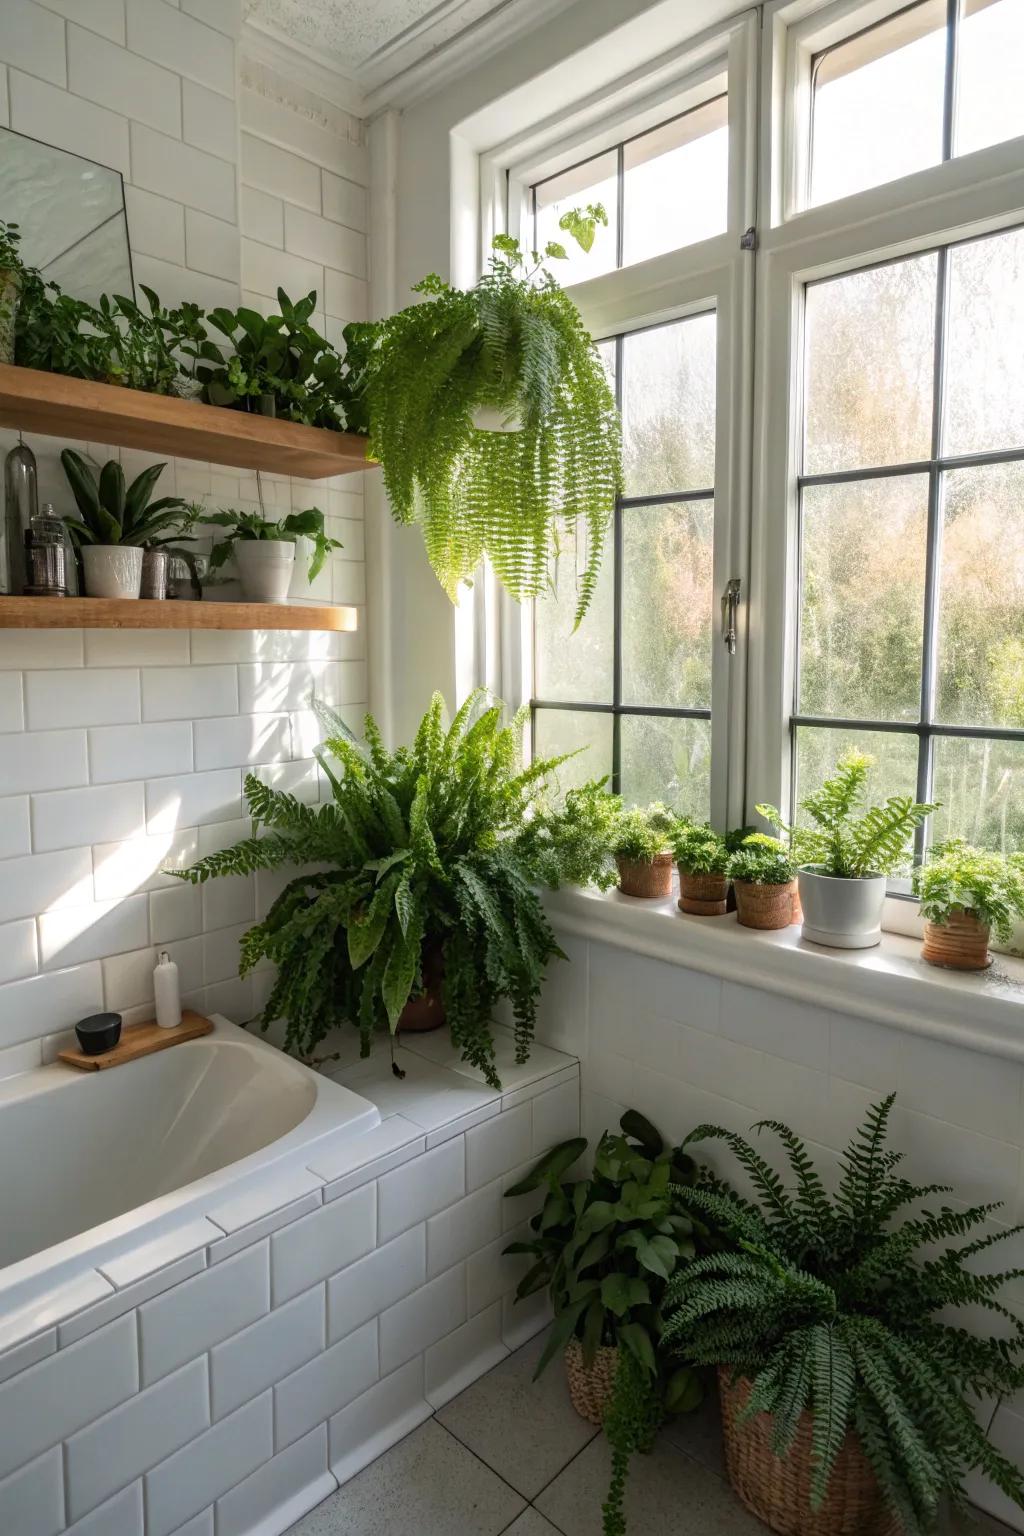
[663,1098,1024,1534]
[913,839,1024,941]
[60,450,193,549]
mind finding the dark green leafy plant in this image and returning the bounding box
[662,1097,1024,1534]
[60,450,190,548]
[513,779,620,891]
[172,690,592,1088]
[612,803,676,863]
[200,505,341,581]
[96,287,208,395]
[349,209,621,625]
[506,1111,703,1536]
[0,219,21,275]
[671,822,728,876]
[758,752,935,878]
[200,289,350,429]
[913,839,1024,942]
[726,837,796,886]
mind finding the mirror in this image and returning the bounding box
[0,127,133,305]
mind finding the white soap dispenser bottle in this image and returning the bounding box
[154,950,181,1029]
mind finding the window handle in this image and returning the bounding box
[721,577,741,656]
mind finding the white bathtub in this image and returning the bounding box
[0,1015,380,1322]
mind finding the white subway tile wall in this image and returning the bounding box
[0,0,368,1050]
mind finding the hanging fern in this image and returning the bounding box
[346,210,621,627]
[662,1097,1024,1533]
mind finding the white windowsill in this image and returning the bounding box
[543,883,1024,1064]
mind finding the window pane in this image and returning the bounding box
[956,0,1024,158]
[534,149,618,286]
[533,709,613,792]
[534,534,614,703]
[622,314,716,496]
[803,254,937,474]
[944,226,1024,457]
[620,714,710,820]
[795,727,920,828]
[936,461,1024,726]
[622,499,713,708]
[799,476,927,720]
[931,735,1024,852]
[810,0,946,207]
[623,97,728,264]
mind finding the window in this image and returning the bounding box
[792,224,1024,852]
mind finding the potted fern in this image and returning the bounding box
[758,752,935,949]
[673,823,730,915]
[506,1111,703,1536]
[173,691,610,1089]
[60,451,190,599]
[611,803,677,898]
[663,1097,1024,1536]
[346,206,620,626]
[727,836,798,930]
[913,839,1024,971]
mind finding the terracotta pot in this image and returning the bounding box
[921,910,992,971]
[564,1338,618,1425]
[678,870,729,916]
[397,942,446,1034]
[734,879,797,931]
[719,1370,902,1536]
[616,851,673,899]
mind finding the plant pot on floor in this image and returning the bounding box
[921,910,992,971]
[564,1338,618,1426]
[234,540,295,604]
[678,871,729,916]
[81,545,143,599]
[616,851,673,899]
[719,1370,902,1536]
[797,866,886,949]
[734,879,797,931]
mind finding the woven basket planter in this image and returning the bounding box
[616,851,673,899]
[719,1370,903,1536]
[921,911,992,971]
[678,870,729,916]
[565,1338,619,1425]
[734,879,798,931]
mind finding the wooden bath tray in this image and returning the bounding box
[58,1011,213,1071]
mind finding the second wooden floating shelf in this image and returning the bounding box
[0,364,375,480]
[0,597,358,631]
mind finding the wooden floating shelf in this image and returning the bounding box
[0,597,358,631]
[0,364,374,480]
[59,1011,214,1071]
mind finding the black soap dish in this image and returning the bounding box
[75,1012,123,1056]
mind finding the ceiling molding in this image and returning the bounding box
[240,17,368,116]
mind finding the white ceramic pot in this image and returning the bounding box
[797,866,886,950]
[81,544,144,599]
[471,404,523,433]
[287,534,314,599]
[234,539,295,604]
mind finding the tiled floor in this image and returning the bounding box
[289,1334,1017,1536]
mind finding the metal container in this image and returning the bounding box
[2,439,38,595]
[141,548,168,600]
[23,508,68,596]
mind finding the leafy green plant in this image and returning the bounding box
[913,839,1024,942]
[671,822,728,876]
[662,1097,1024,1534]
[612,803,676,863]
[758,752,935,878]
[0,219,22,275]
[349,208,621,625]
[60,450,190,548]
[506,1111,703,1536]
[514,779,620,891]
[200,506,341,582]
[95,287,208,395]
[200,289,350,429]
[172,690,594,1088]
[726,838,796,886]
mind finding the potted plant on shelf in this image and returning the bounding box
[172,691,612,1089]
[757,752,935,949]
[0,220,24,366]
[673,823,730,915]
[200,289,349,428]
[199,505,341,603]
[663,1097,1024,1536]
[60,451,190,599]
[611,803,677,898]
[95,287,210,397]
[506,1110,703,1536]
[345,206,620,625]
[912,838,1024,970]
[726,836,797,930]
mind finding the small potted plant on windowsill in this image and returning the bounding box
[912,838,1024,971]
[726,836,798,930]
[758,752,935,950]
[60,451,190,600]
[199,505,341,603]
[611,803,677,898]
[673,823,730,915]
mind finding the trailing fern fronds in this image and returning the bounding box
[663,1099,1024,1532]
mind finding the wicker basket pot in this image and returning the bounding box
[719,1369,903,1536]
[678,870,729,916]
[616,851,673,899]
[565,1338,619,1425]
[734,878,798,931]
[921,910,991,971]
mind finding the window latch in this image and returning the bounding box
[740,226,757,251]
[721,577,741,655]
